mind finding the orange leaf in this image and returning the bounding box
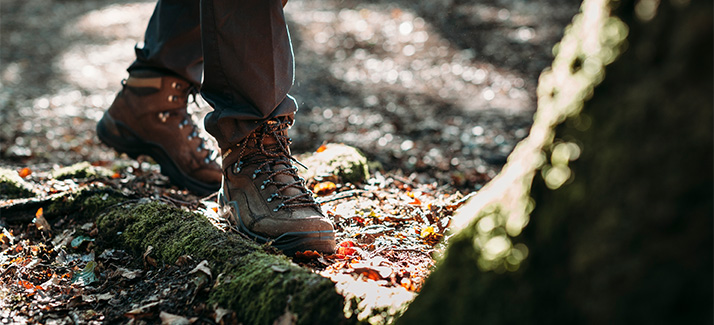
[36,208,43,218]
[18,167,31,178]
[420,226,435,238]
[313,181,336,196]
[339,241,356,247]
[111,172,121,179]
[408,197,422,205]
[316,144,327,153]
[294,250,321,259]
[337,240,358,256]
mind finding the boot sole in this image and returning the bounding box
[96,112,220,196]
[221,198,336,255]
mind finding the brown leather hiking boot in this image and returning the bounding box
[96,71,221,196]
[218,118,336,255]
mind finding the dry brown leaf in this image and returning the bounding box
[143,245,158,268]
[124,301,161,319]
[159,311,196,325]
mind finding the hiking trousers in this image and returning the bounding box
[128,0,296,153]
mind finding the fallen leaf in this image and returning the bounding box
[52,229,75,250]
[316,144,327,153]
[420,226,435,238]
[352,265,393,281]
[213,307,234,324]
[294,250,321,260]
[71,236,95,249]
[95,293,114,301]
[1,227,15,245]
[189,260,212,292]
[125,301,161,319]
[18,167,31,178]
[313,181,337,196]
[115,267,143,280]
[160,311,196,325]
[143,245,158,267]
[71,261,98,286]
[189,260,212,279]
[33,208,51,232]
[336,241,358,256]
[175,255,193,266]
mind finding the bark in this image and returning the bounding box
[398,0,713,323]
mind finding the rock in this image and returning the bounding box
[298,144,370,184]
[0,167,35,199]
[50,161,114,180]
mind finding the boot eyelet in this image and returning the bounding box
[260,185,265,189]
[204,157,211,164]
[172,82,182,90]
[158,111,170,123]
[267,197,273,202]
[168,95,178,102]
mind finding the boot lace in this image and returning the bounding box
[157,85,216,165]
[232,119,318,212]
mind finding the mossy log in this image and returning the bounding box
[399,0,712,324]
[96,200,346,325]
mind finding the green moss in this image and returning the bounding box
[0,167,35,199]
[50,162,114,180]
[96,201,345,324]
[45,186,128,221]
[211,253,344,325]
[298,144,370,184]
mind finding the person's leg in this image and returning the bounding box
[201,0,297,149]
[96,0,222,196]
[129,0,203,85]
[201,0,335,254]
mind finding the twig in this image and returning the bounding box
[317,189,368,204]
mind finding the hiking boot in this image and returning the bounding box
[218,118,336,254]
[96,70,221,196]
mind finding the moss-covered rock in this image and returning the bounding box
[50,162,114,180]
[96,201,346,325]
[0,167,35,199]
[298,144,370,184]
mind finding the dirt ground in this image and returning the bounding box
[0,0,580,323]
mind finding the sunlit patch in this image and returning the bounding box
[287,4,532,111]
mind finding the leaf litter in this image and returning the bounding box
[0,154,468,323]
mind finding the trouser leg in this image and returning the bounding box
[129,0,203,86]
[201,0,297,153]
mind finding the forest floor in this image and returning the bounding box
[0,0,579,323]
